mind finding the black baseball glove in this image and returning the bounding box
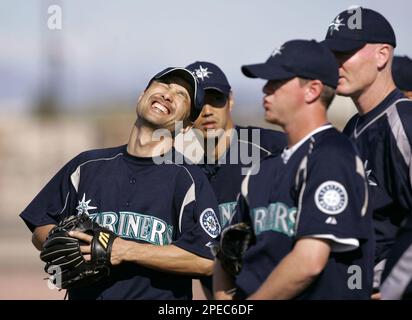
[212,222,255,277]
[40,213,117,289]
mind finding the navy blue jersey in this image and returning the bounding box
[343,89,412,264]
[20,145,220,300]
[232,126,374,299]
[380,215,412,299]
[197,126,286,228]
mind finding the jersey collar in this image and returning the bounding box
[281,124,333,164]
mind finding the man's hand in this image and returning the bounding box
[69,230,128,266]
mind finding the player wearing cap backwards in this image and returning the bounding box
[183,61,286,228]
[213,40,374,300]
[20,67,222,299]
[323,7,412,297]
[392,56,412,99]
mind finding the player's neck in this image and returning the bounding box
[352,75,396,115]
[127,121,173,158]
[205,122,235,161]
[284,107,328,147]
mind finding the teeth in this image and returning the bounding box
[152,102,169,114]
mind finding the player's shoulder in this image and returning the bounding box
[236,125,286,154]
[312,128,357,160]
[237,125,285,140]
[75,145,126,163]
[395,98,412,120]
[166,153,208,184]
[343,114,359,136]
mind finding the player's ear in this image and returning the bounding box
[137,92,144,103]
[228,92,234,111]
[376,44,392,69]
[304,80,322,104]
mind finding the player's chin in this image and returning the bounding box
[264,113,279,125]
[336,82,354,97]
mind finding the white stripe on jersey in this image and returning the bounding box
[69,153,123,192]
[381,242,412,300]
[165,160,196,233]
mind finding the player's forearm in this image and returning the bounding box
[213,260,235,300]
[248,238,331,300]
[248,252,319,299]
[114,238,213,276]
[32,224,55,251]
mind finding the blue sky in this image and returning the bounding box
[1,0,411,113]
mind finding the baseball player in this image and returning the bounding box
[179,61,286,298]
[392,55,412,98]
[214,40,374,300]
[323,7,412,296]
[20,67,222,299]
[184,61,286,228]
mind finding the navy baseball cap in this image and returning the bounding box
[323,7,396,52]
[149,67,204,121]
[186,61,231,97]
[241,39,339,88]
[392,56,412,91]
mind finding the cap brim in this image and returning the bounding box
[241,62,295,80]
[203,85,231,97]
[154,68,197,92]
[322,38,366,53]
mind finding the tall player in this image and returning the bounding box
[20,67,221,299]
[323,7,412,294]
[214,40,374,300]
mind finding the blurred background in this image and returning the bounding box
[1,0,411,299]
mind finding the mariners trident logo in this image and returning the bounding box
[193,65,212,81]
[76,193,97,215]
[328,15,345,35]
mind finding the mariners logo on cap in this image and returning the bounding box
[314,181,348,224]
[328,15,345,35]
[76,193,97,216]
[193,65,213,81]
[200,208,221,238]
[271,45,284,57]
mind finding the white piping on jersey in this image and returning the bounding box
[178,184,196,233]
[352,98,410,139]
[281,124,333,164]
[380,242,412,300]
[355,156,369,217]
[303,234,360,252]
[165,160,196,233]
[238,139,272,155]
[59,192,70,215]
[294,152,309,234]
[70,153,123,192]
[240,167,253,205]
[386,101,412,184]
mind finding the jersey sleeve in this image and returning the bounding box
[295,143,370,253]
[19,157,80,232]
[172,166,221,260]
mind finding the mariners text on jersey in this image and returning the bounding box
[232,126,374,299]
[20,145,221,300]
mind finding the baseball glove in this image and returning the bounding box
[40,213,117,289]
[212,222,255,277]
